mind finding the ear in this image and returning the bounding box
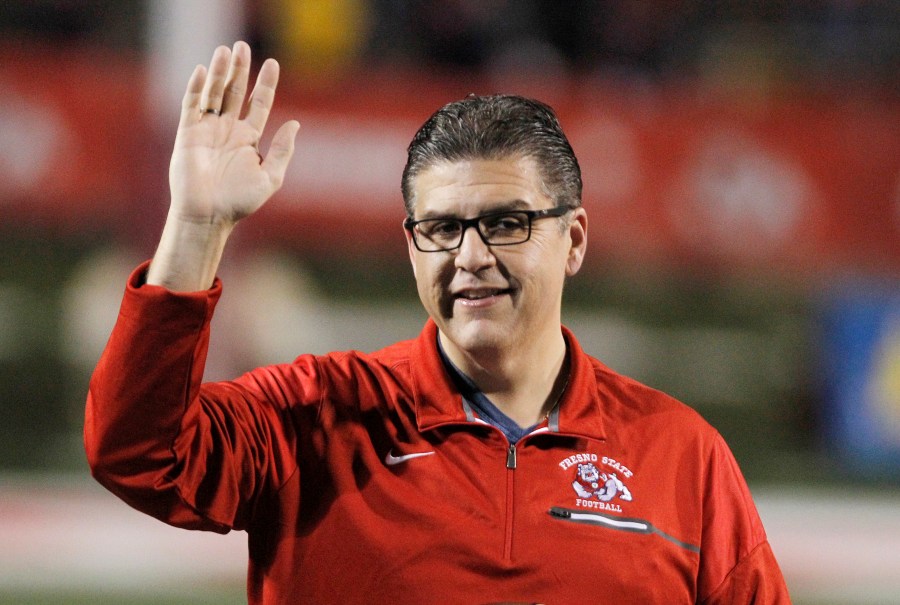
[565,207,588,277]
[404,220,418,279]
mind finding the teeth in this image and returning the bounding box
[460,290,500,300]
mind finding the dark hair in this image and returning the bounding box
[401,94,582,216]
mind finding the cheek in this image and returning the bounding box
[517,245,569,295]
[415,257,454,309]
[519,239,565,276]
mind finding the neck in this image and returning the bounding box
[440,328,569,427]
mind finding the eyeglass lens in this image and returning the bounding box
[415,212,531,251]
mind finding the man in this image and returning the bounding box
[85,41,790,604]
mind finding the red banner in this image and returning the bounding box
[0,45,152,231]
[2,46,897,276]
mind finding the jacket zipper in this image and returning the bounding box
[548,507,701,553]
[504,443,516,560]
[548,506,646,530]
[506,443,517,469]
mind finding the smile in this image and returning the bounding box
[452,288,514,309]
[456,288,508,300]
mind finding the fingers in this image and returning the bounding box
[221,41,252,117]
[262,120,300,189]
[177,40,293,170]
[199,45,231,114]
[245,58,281,134]
[178,64,207,130]
[186,42,278,129]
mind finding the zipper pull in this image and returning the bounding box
[549,507,571,519]
[506,444,517,469]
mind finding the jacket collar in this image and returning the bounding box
[410,319,607,441]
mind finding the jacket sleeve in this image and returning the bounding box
[84,263,306,533]
[698,433,792,604]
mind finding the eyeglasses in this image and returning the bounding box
[404,205,572,252]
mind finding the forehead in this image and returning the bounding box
[410,156,551,218]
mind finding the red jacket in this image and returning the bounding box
[85,264,790,604]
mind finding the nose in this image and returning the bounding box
[454,224,496,272]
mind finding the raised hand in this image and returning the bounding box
[147,41,299,292]
[169,41,299,224]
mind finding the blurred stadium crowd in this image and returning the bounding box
[2,0,898,87]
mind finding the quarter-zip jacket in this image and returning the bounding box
[85,263,790,604]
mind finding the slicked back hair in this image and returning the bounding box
[401,94,582,216]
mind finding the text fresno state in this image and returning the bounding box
[558,453,634,479]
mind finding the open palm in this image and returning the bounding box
[169,42,298,225]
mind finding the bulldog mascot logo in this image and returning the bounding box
[572,462,633,503]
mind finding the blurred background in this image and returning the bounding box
[0,0,898,603]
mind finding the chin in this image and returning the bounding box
[444,321,510,357]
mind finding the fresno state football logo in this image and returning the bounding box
[572,462,633,503]
[559,454,634,512]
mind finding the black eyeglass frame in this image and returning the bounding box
[404,204,573,252]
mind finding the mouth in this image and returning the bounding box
[452,287,513,306]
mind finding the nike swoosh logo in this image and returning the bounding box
[384,450,436,466]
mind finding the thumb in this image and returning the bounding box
[262,120,300,190]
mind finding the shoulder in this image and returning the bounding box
[284,336,418,401]
[585,352,719,442]
[313,335,417,375]
[231,336,418,408]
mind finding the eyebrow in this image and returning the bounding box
[417,199,532,220]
